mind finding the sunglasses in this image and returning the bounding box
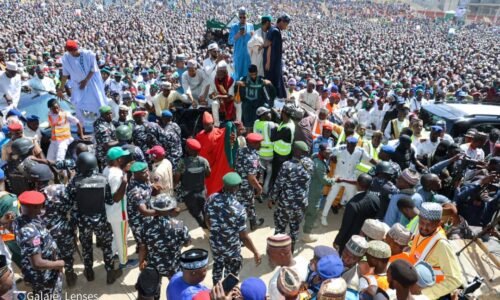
[239,16,246,19]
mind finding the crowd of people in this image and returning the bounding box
[0,0,499,299]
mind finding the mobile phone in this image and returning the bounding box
[222,273,240,294]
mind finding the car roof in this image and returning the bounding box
[423,103,500,120]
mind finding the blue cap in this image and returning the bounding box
[346,136,358,144]
[431,125,443,133]
[0,169,4,180]
[161,110,173,118]
[136,94,146,100]
[380,145,396,154]
[457,91,467,97]
[314,245,337,259]
[322,87,330,93]
[317,254,344,279]
[26,115,39,122]
[241,277,267,300]
[330,84,339,92]
[141,70,148,75]
[6,109,25,121]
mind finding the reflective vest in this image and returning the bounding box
[253,120,274,158]
[356,142,379,173]
[311,119,332,140]
[273,121,295,156]
[361,274,390,291]
[405,229,447,283]
[48,111,71,141]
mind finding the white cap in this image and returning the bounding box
[6,61,17,72]
[217,61,228,70]
[208,43,219,51]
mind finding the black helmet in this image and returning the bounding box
[11,138,35,157]
[116,125,132,141]
[76,152,98,175]
[375,161,394,176]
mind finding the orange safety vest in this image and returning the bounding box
[400,228,446,283]
[362,274,390,291]
[48,111,72,141]
[312,119,332,140]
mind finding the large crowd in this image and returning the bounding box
[0,0,499,299]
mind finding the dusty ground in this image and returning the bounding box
[14,202,500,299]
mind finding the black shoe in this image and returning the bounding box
[96,239,103,249]
[83,268,95,282]
[331,206,339,215]
[65,270,77,287]
[250,218,265,231]
[106,269,123,285]
[256,195,264,204]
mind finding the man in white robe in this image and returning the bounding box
[247,16,272,77]
[57,40,107,123]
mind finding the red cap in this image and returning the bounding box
[146,145,165,157]
[18,191,45,205]
[246,133,263,143]
[65,40,78,51]
[323,123,333,131]
[132,110,147,117]
[8,122,23,132]
[186,138,201,151]
[202,111,213,125]
[331,93,341,101]
[192,290,210,300]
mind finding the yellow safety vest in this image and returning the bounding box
[253,120,274,158]
[48,111,72,141]
[273,121,295,156]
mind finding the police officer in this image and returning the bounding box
[138,194,190,282]
[14,191,64,297]
[235,133,265,231]
[270,104,295,187]
[132,110,162,155]
[253,106,276,196]
[126,161,157,247]
[66,152,122,284]
[6,137,38,194]
[368,161,399,220]
[205,172,261,284]
[174,138,211,229]
[94,105,117,168]
[158,120,183,171]
[268,141,314,251]
[29,164,77,287]
[115,125,146,163]
[159,109,181,137]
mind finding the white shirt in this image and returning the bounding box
[268,256,309,300]
[102,166,127,222]
[333,146,370,180]
[203,57,217,78]
[24,127,42,144]
[109,80,128,96]
[417,139,440,158]
[28,76,56,95]
[181,69,207,100]
[410,97,428,112]
[0,72,22,110]
[357,108,371,127]
[369,107,386,130]
[298,89,321,111]
[460,144,485,161]
[151,159,174,196]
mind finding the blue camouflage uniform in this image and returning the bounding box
[43,184,75,273]
[14,214,62,296]
[126,179,153,244]
[235,147,260,223]
[270,156,314,249]
[141,215,191,278]
[132,122,162,155]
[93,116,116,165]
[205,191,247,284]
[159,128,183,171]
[66,173,115,272]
